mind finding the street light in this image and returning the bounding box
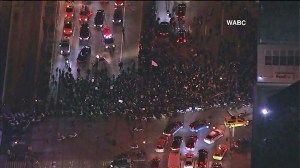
[261,108,269,115]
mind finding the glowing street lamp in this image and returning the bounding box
[261,108,269,115]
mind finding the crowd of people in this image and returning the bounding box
[52,2,255,121]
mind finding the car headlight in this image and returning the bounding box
[94,24,96,27]
[85,18,88,21]
[65,14,67,17]
[105,46,109,48]
[64,30,66,33]
[60,50,63,54]
[72,14,74,17]
[118,20,121,22]
[79,37,82,40]
[112,19,114,22]
[112,45,115,47]
[70,30,72,33]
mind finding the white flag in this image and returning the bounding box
[151,60,158,67]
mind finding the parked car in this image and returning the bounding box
[170,136,182,152]
[204,129,224,144]
[65,2,74,18]
[224,115,249,128]
[155,136,168,152]
[79,5,92,23]
[186,135,197,151]
[213,144,228,160]
[94,10,105,28]
[77,46,91,62]
[176,3,186,19]
[158,22,170,37]
[197,149,208,168]
[112,8,123,23]
[59,39,70,56]
[183,153,195,168]
[163,121,183,136]
[189,120,210,132]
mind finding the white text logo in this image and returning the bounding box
[226,20,246,26]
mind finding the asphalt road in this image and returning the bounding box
[2,1,45,110]
[52,1,143,80]
[0,1,12,103]
[29,106,252,168]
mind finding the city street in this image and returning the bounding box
[0,1,258,168]
[2,1,44,109]
[52,1,143,80]
[30,106,252,168]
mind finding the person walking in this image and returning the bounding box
[122,26,125,36]
[118,61,123,71]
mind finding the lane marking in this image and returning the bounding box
[120,3,126,62]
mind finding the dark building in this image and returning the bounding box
[252,1,300,168]
[252,81,299,168]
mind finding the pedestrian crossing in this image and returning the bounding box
[4,161,27,168]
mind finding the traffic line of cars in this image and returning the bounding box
[60,0,125,67]
[151,114,250,168]
[156,2,188,44]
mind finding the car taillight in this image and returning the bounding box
[166,32,168,35]
[160,32,162,35]
[184,39,186,43]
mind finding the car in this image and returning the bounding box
[94,10,105,28]
[163,121,183,136]
[211,162,223,168]
[77,46,91,63]
[183,153,195,168]
[224,115,249,128]
[59,39,70,56]
[197,149,208,168]
[150,157,160,168]
[185,135,197,151]
[110,157,133,168]
[114,0,124,8]
[112,8,123,23]
[79,5,92,23]
[79,23,90,41]
[176,29,187,43]
[100,0,108,3]
[65,2,74,18]
[204,128,224,144]
[213,144,228,160]
[176,3,186,19]
[170,136,182,152]
[158,22,170,37]
[63,19,73,36]
[155,136,168,152]
[101,26,116,49]
[101,26,112,39]
[189,120,210,132]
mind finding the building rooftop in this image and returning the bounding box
[258,1,299,44]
